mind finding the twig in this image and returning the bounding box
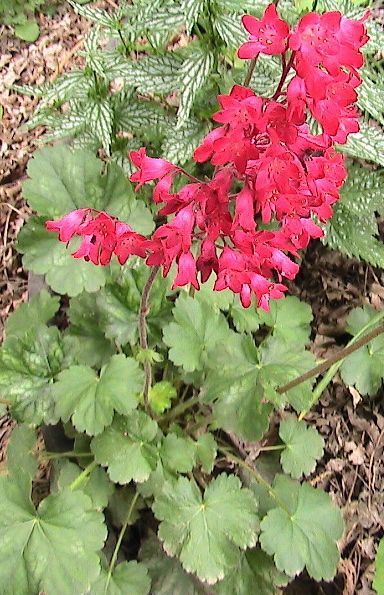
[278,321,384,399]
[139,266,160,416]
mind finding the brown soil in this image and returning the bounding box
[1,5,384,594]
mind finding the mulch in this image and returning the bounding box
[1,4,384,594]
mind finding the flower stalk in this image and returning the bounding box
[139,265,160,417]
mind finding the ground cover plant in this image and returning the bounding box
[1,0,384,593]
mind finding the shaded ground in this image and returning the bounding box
[1,5,384,594]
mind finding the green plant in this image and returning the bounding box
[4,2,384,592]
[0,0,62,40]
[1,140,384,591]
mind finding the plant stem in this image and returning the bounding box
[260,444,285,452]
[0,398,11,406]
[243,58,258,87]
[218,446,289,513]
[43,451,92,460]
[160,395,201,424]
[118,29,129,54]
[298,313,384,419]
[178,167,203,184]
[139,266,160,417]
[272,52,295,100]
[69,461,97,491]
[277,318,384,400]
[105,491,140,593]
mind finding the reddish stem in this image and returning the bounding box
[272,52,295,100]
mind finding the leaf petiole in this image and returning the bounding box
[69,461,97,491]
[104,491,140,593]
[218,446,290,513]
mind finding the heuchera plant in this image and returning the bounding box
[4,5,381,594]
[47,3,368,311]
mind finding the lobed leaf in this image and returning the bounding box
[91,412,159,484]
[340,306,384,396]
[0,473,107,595]
[90,561,151,595]
[153,474,259,584]
[279,416,324,479]
[163,295,230,373]
[52,354,143,436]
[259,475,344,581]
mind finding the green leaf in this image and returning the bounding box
[258,296,313,345]
[340,306,384,396]
[6,425,38,479]
[258,336,317,411]
[108,485,143,528]
[161,433,197,473]
[250,54,281,97]
[18,217,107,296]
[203,332,273,441]
[14,20,40,41]
[162,119,208,165]
[182,0,205,34]
[4,290,60,339]
[214,13,247,48]
[177,50,214,127]
[163,295,230,372]
[374,538,384,595]
[230,299,260,333]
[53,460,114,509]
[294,0,315,11]
[153,474,259,584]
[22,146,154,234]
[279,416,324,479]
[341,122,384,166]
[140,534,206,594]
[116,99,170,135]
[111,54,182,94]
[214,548,288,595]
[325,166,384,268]
[0,324,64,424]
[86,98,113,153]
[358,65,384,125]
[91,412,159,484]
[52,354,143,435]
[96,265,170,346]
[0,473,106,595]
[65,292,115,368]
[23,146,101,217]
[195,433,217,474]
[69,0,118,28]
[149,381,177,415]
[90,561,151,595]
[259,475,344,580]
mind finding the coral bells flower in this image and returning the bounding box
[129,148,178,190]
[46,6,368,311]
[46,210,148,266]
[46,209,88,243]
[238,4,289,60]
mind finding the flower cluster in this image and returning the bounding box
[46,4,368,310]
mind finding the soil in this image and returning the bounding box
[1,4,384,594]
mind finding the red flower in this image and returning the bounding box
[238,4,289,60]
[173,252,200,290]
[129,148,178,190]
[114,226,148,264]
[45,209,88,242]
